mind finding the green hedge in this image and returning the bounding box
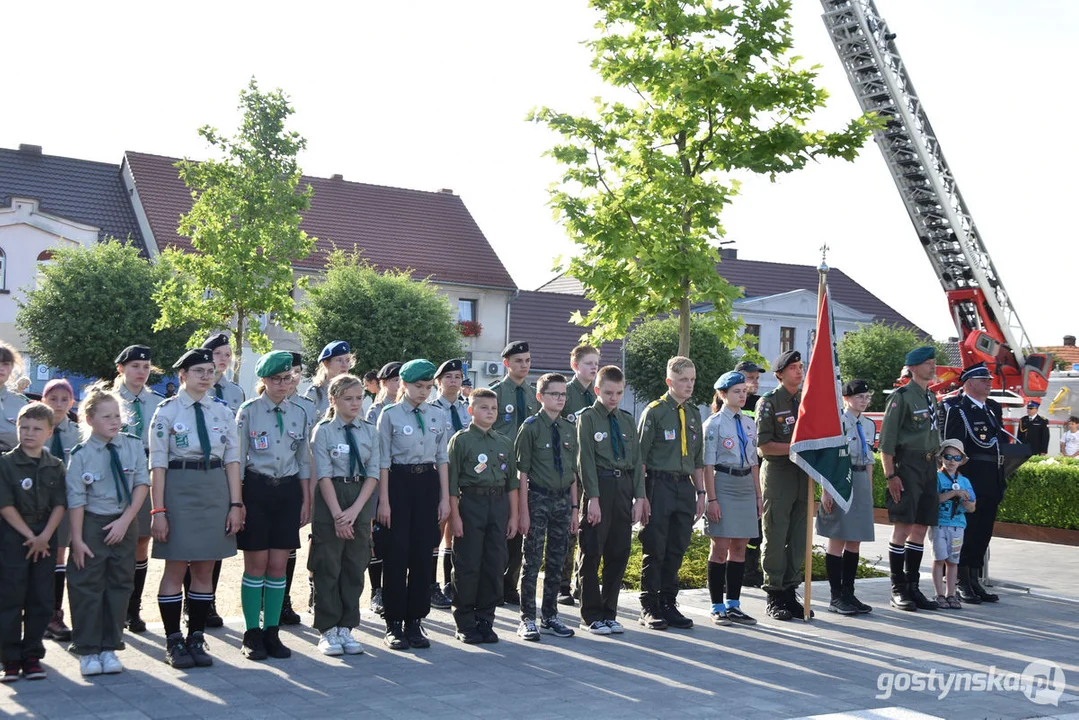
[871,455,1079,531]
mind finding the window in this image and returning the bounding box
[0,247,5,289]
[780,327,795,353]
[743,324,760,351]
[458,298,477,323]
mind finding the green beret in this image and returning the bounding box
[400,359,436,383]
[905,346,936,366]
[255,351,294,378]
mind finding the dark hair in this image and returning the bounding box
[597,365,624,386]
[363,371,378,383]
[537,373,567,395]
[711,390,723,414]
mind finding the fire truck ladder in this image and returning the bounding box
[819,0,1049,392]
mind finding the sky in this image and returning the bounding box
[2,0,1075,345]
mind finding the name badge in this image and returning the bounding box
[337,444,350,454]
[663,429,676,441]
[474,462,488,473]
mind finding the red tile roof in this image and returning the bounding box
[509,291,623,372]
[124,151,516,289]
[1040,346,1079,367]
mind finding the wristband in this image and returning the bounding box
[708,498,718,504]
[150,508,167,516]
[230,502,244,509]
[571,504,579,509]
[696,490,706,496]
[887,473,898,480]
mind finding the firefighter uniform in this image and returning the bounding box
[1017,402,1050,455]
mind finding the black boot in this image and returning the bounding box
[262,626,292,659]
[956,566,982,604]
[765,591,792,621]
[279,596,302,626]
[907,575,939,610]
[241,628,268,661]
[783,587,814,619]
[638,596,668,630]
[661,598,694,629]
[890,573,915,611]
[384,621,408,650]
[968,568,999,603]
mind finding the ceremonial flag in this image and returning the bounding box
[789,265,853,512]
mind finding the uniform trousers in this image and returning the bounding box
[760,460,808,592]
[0,520,55,662]
[579,474,633,624]
[382,465,440,622]
[68,511,137,655]
[638,471,696,604]
[452,489,509,631]
[520,488,571,621]
[309,483,375,632]
[959,461,1003,570]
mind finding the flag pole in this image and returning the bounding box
[802,251,829,622]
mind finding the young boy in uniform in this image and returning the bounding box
[516,373,579,641]
[448,388,519,644]
[576,366,649,635]
[0,403,66,682]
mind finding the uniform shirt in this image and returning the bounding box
[638,392,704,475]
[448,424,518,497]
[1018,414,1050,455]
[0,446,66,525]
[576,401,644,500]
[490,377,539,438]
[844,409,876,469]
[236,395,311,479]
[703,406,758,469]
[303,384,331,421]
[116,381,165,451]
[431,393,471,432]
[877,384,939,456]
[212,377,246,414]
[365,399,388,425]
[48,417,80,465]
[1061,430,1079,457]
[148,388,241,469]
[311,415,379,480]
[65,433,149,515]
[516,410,578,491]
[289,392,319,428]
[377,401,450,468]
[936,471,976,528]
[0,388,30,452]
[756,386,801,466]
[562,376,595,418]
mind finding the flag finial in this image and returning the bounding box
[819,243,830,273]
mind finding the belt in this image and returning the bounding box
[969,453,1004,467]
[714,464,752,477]
[168,459,223,470]
[851,464,871,472]
[391,463,436,474]
[459,486,505,496]
[245,470,299,487]
[897,450,936,462]
[332,475,365,484]
[648,470,691,482]
[597,468,627,479]
[528,485,571,498]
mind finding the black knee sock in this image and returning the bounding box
[888,542,906,581]
[904,542,924,582]
[187,592,212,634]
[726,561,745,602]
[707,561,726,605]
[284,550,297,604]
[369,560,382,590]
[159,593,183,636]
[825,553,843,594]
[431,548,439,585]
[211,560,223,594]
[842,550,860,589]
[442,549,453,587]
[129,560,148,614]
[54,564,66,611]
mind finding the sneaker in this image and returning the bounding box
[604,619,625,634]
[1,661,19,683]
[582,620,611,635]
[186,631,213,667]
[80,654,103,677]
[21,658,46,680]
[442,582,455,604]
[44,609,71,642]
[477,620,499,644]
[405,619,430,649]
[241,628,268,661]
[454,627,484,644]
[662,601,694,629]
[125,611,147,634]
[205,601,224,628]
[279,601,302,626]
[638,605,668,630]
[165,632,195,669]
[711,608,732,626]
[99,650,123,674]
[370,588,385,617]
[828,592,859,616]
[539,616,575,638]
[847,592,873,614]
[556,590,576,607]
[430,583,452,610]
[384,622,409,651]
[338,627,364,655]
[262,626,291,659]
[318,629,344,656]
[726,606,758,626]
[517,620,541,642]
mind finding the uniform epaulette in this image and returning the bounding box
[151,389,166,398]
[212,396,230,406]
[158,396,176,407]
[315,416,333,427]
[895,385,908,395]
[762,388,778,398]
[120,432,140,441]
[648,400,662,409]
[239,398,259,410]
[383,402,397,412]
[523,415,537,425]
[70,442,85,456]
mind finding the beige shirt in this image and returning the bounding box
[312,415,380,480]
[66,433,150,515]
[148,388,240,469]
[236,394,311,479]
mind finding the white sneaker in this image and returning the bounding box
[80,654,103,676]
[99,650,123,674]
[604,619,625,634]
[581,620,611,635]
[318,629,343,656]
[337,627,364,655]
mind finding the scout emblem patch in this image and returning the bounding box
[663,429,676,441]
[505,404,514,413]
[402,425,414,436]
[255,434,270,450]
[173,422,187,434]
[82,472,96,485]
[478,453,488,463]
[20,477,32,490]
[722,437,735,450]
[594,431,606,442]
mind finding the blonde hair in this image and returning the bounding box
[667,356,695,377]
[0,341,26,390]
[78,384,122,442]
[311,353,355,389]
[325,373,363,422]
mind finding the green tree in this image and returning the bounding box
[837,321,948,412]
[153,77,315,378]
[298,251,463,376]
[16,240,195,380]
[530,0,877,356]
[624,315,734,406]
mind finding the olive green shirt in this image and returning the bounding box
[638,392,704,475]
[878,383,939,456]
[448,424,519,497]
[562,376,595,418]
[515,410,579,492]
[0,446,66,525]
[490,377,539,438]
[576,401,644,500]
[756,386,801,468]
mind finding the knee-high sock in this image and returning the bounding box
[888,542,906,581]
[186,591,212,633]
[825,553,843,594]
[263,576,286,628]
[430,548,439,585]
[158,593,183,636]
[842,550,860,589]
[726,561,745,604]
[904,542,924,581]
[241,574,265,631]
[441,548,453,587]
[707,561,726,606]
[128,560,149,615]
[54,564,66,611]
[283,550,297,606]
[211,560,223,594]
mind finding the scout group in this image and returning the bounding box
[0,336,1009,682]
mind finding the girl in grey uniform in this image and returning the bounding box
[309,374,379,656]
[816,379,876,615]
[0,341,30,453]
[65,388,149,676]
[149,348,243,669]
[365,361,402,615]
[702,371,760,627]
[304,341,354,419]
[279,352,315,625]
[41,380,79,642]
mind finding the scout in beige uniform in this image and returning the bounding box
[65,389,149,677]
[430,358,470,608]
[236,352,311,662]
[41,379,78,643]
[149,348,243,669]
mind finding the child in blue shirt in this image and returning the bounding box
[931,438,976,609]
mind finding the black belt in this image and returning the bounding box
[714,464,752,477]
[648,470,691,482]
[245,470,299,487]
[851,464,871,472]
[597,468,628,479]
[969,453,1004,467]
[528,485,571,498]
[169,459,223,470]
[391,463,436,474]
[897,449,936,462]
[332,475,365,484]
[459,486,504,496]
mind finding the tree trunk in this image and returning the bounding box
[678,290,691,357]
[233,311,245,383]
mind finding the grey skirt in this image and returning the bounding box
[135,493,152,537]
[151,466,237,562]
[704,469,758,539]
[815,468,875,542]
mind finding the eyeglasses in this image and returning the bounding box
[266,375,293,385]
[941,453,964,462]
[185,368,216,377]
[542,392,567,399]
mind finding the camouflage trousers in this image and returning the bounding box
[520,488,573,622]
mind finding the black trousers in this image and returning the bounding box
[0,521,54,663]
[382,466,440,622]
[452,491,508,631]
[959,462,1003,570]
[579,475,633,624]
[638,472,695,603]
[504,536,523,597]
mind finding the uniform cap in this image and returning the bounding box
[114,345,151,366]
[289,352,303,368]
[842,379,870,396]
[959,362,991,383]
[376,362,402,381]
[714,371,746,391]
[501,340,530,358]
[772,350,801,373]
[201,333,231,351]
[255,351,294,378]
[939,438,968,464]
[1026,400,1040,409]
[173,348,215,371]
[436,358,464,378]
[904,345,936,366]
[318,340,351,363]
[733,360,762,373]
[461,377,473,387]
[400,359,437,383]
[42,378,73,397]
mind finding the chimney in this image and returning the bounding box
[330,174,343,181]
[1065,335,1076,347]
[438,188,454,195]
[18,144,42,155]
[719,247,738,260]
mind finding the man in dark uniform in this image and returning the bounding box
[734,360,764,588]
[942,362,1009,604]
[1017,400,1050,456]
[490,341,539,605]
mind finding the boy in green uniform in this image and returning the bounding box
[448,388,519,644]
[0,403,66,682]
[576,366,649,635]
[637,356,706,630]
[516,373,579,641]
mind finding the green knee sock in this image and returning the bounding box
[241,574,265,630]
[263,576,286,628]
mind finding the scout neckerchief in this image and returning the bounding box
[855,416,869,462]
[608,411,624,461]
[273,405,285,436]
[52,427,64,460]
[343,422,365,477]
[413,406,426,435]
[107,441,133,506]
[551,417,564,477]
[449,401,463,432]
[677,402,688,457]
[515,384,526,428]
[733,412,749,467]
[132,395,144,438]
[193,399,212,467]
[579,378,595,406]
[214,382,224,401]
